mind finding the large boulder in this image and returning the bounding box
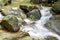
[0,31,30,40]
[2,8,26,19]
[1,15,20,32]
[52,2,60,14]
[27,9,41,21]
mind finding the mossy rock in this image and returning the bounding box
[1,15,20,32]
[2,8,26,19]
[27,9,41,21]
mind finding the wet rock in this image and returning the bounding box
[1,15,20,32]
[27,9,41,21]
[52,2,60,14]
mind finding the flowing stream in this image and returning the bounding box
[21,5,60,40]
[0,5,60,40]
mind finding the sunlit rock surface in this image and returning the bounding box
[2,8,26,18]
[0,31,31,40]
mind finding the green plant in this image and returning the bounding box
[30,15,35,20]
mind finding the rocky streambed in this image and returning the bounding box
[0,0,60,39]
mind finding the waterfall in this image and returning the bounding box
[21,5,60,40]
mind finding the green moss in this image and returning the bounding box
[30,15,35,21]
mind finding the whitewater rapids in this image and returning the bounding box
[21,5,60,40]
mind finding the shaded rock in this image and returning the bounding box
[47,0,58,4]
[30,0,42,4]
[1,15,20,32]
[27,9,41,21]
[0,25,5,30]
[20,5,38,13]
[28,6,38,11]
[30,0,58,4]
[52,2,60,14]
[20,5,29,13]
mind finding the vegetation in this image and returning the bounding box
[30,15,35,20]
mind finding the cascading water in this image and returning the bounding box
[21,5,60,40]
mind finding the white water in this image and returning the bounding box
[21,6,60,40]
[0,13,4,20]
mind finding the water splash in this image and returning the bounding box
[21,5,60,40]
[0,13,4,20]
